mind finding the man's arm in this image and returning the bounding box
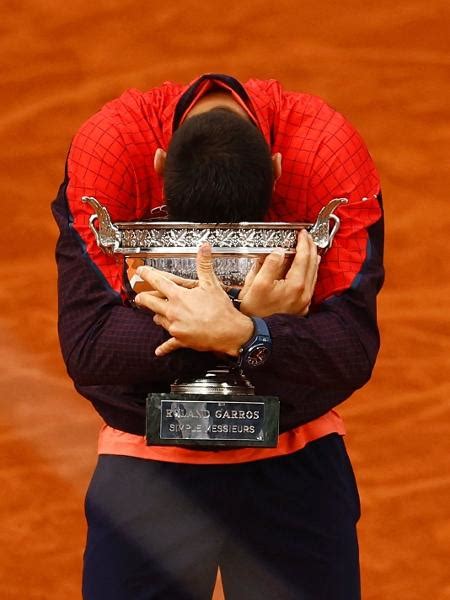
[251,92,385,423]
[245,198,384,428]
[52,108,216,387]
[238,95,385,421]
[256,198,383,383]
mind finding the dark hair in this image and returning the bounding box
[164,108,273,222]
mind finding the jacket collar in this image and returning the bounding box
[162,73,271,147]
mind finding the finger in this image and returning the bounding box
[310,255,321,295]
[298,301,312,317]
[153,313,171,331]
[131,280,155,293]
[252,248,287,286]
[302,233,319,293]
[135,291,169,315]
[285,230,313,283]
[196,243,221,287]
[140,290,167,299]
[136,266,178,298]
[155,337,185,356]
[239,259,263,298]
[243,258,262,288]
[155,271,198,289]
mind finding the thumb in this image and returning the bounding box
[196,243,221,287]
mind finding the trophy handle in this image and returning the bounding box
[81,196,119,254]
[309,197,348,252]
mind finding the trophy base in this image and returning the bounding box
[146,393,280,448]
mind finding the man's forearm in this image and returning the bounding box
[60,302,217,386]
[261,291,379,392]
[255,207,384,395]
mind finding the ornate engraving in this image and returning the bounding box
[119,226,298,250]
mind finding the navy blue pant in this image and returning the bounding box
[83,434,361,600]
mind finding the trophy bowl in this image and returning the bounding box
[82,196,348,289]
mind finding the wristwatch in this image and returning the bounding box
[238,317,272,368]
[227,287,242,310]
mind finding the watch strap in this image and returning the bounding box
[227,287,242,310]
[242,317,270,347]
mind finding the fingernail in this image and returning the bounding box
[155,348,162,356]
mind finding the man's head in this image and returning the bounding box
[155,99,280,222]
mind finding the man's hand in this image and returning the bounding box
[239,230,320,317]
[134,244,254,357]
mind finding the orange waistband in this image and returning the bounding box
[98,410,345,465]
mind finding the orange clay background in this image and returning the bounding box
[0,2,449,599]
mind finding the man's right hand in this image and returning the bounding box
[134,244,254,357]
[238,230,320,318]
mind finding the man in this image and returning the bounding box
[52,73,384,599]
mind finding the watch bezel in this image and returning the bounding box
[246,343,271,367]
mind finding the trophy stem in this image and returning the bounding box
[170,364,255,396]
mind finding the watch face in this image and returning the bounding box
[247,345,271,367]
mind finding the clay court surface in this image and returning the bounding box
[0,1,449,598]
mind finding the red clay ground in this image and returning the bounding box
[0,2,449,598]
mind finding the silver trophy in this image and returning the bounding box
[82,195,347,448]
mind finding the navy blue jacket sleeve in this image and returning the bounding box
[52,176,217,388]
